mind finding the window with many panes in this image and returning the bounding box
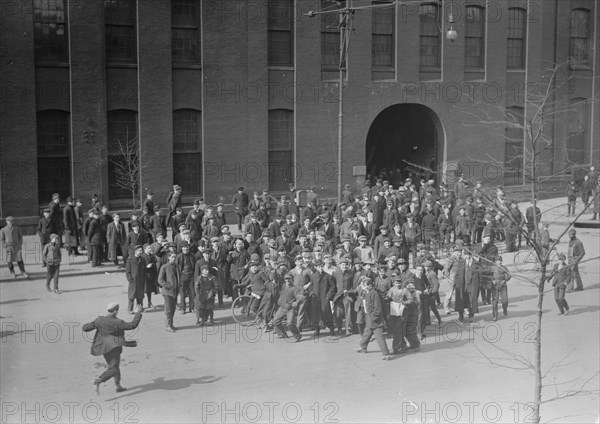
[419,3,441,69]
[172,0,200,63]
[173,109,202,194]
[504,107,524,182]
[105,0,136,63]
[37,110,71,201]
[268,110,294,191]
[268,0,293,66]
[507,8,526,69]
[372,1,394,67]
[33,0,68,62]
[321,0,342,69]
[465,5,485,69]
[107,110,138,199]
[568,99,587,164]
[570,8,590,66]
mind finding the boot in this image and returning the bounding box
[207,310,214,325]
[502,303,508,317]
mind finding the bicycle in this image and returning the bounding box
[512,244,559,273]
[231,287,262,326]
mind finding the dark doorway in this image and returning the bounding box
[366,104,441,186]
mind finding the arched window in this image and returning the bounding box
[107,109,138,200]
[465,5,485,69]
[37,110,70,201]
[268,109,294,191]
[570,8,590,65]
[173,109,202,194]
[507,8,526,69]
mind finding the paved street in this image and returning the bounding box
[1,198,598,424]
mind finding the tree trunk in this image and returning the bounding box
[533,264,547,423]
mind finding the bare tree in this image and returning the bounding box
[456,61,600,423]
[110,131,142,211]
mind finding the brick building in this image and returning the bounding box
[1,0,598,220]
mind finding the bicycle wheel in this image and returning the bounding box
[231,295,257,326]
[513,249,536,272]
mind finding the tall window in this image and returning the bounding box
[504,107,524,181]
[107,110,138,200]
[268,110,294,191]
[321,0,341,68]
[465,6,485,69]
[105,0,136,63]
[33,0,68,62]
[268,0,293,66]
[570,9,590,66]
[507,8,526,69]
[173,110,202,194]
[372,2,394,67]
[568,99,587,164]
[37,111,70,201]
[171,0,200,63]
[419,3,441,69]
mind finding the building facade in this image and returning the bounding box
[1,0,598,218]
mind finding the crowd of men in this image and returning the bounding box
[2,166,596,356]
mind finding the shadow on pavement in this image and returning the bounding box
[0,298,40,305]
[105,375,223,401]
[60,285,122,293]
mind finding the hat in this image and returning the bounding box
[131,222,139,228]
[5,216,13,221]
[167,242,177,248]
[423,260,433,267]
[178,223,187,230]
[52,193,59,199]
[385,255,397,262]
[294,255,303,262]
[210,237,220,243]
[249,260,260,267]
[397,258,407,264]
[284,273,294,280]
[341,237,351,243]
[406,283,416,291]
[133,244,143,251]
[66,196,73,202]
[107,302,120,312]
[353,258,363,265]
[50,233,59,240]
[263,253,271,260]
[193,199,200,205]
[238,186,244,191]
[358,235,367,242]
[338,257,349,265]
[277,260,288,268]
[455,239,465,246]
[203,248,213,254]
[250,253,260,261]
[200,265,209,271]
[43,208,50,213]
[310,185,316,190]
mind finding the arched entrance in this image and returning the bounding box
[366,104,444,186]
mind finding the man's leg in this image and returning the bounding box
[573,264,583,290]
[164,295,175,329]
[444,287,454,314]
[343,297,354,335]
[334,302,344,334]
[273,307,287,337]
[7,260,15,277]
[45,265,53,291]
[286,308,300,339]
[491,284,499,320]
[372,326,390,356]
[97,347,121,384]
[429,295,441,323]
[52,265,60,291]
[359,326,373,350]
[295,296,309,330]
[559,286,569,313]
[500,285,508,316]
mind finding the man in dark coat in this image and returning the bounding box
[83,302,142,394]
[451,251,469,323]
[107,213,128,267]
[158,252,181,332]
[166,184,183,225]
[125,245,146,313]
[463,251,480,322]
[309,260,337,337]
[474,234,497,304]
[87,210,104,267]
[125,222,149,256]
[232,186,250,232]
[37,208,56,266]
[62,196,79,255]
[355,277,392,360]
[48,193,63,236]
